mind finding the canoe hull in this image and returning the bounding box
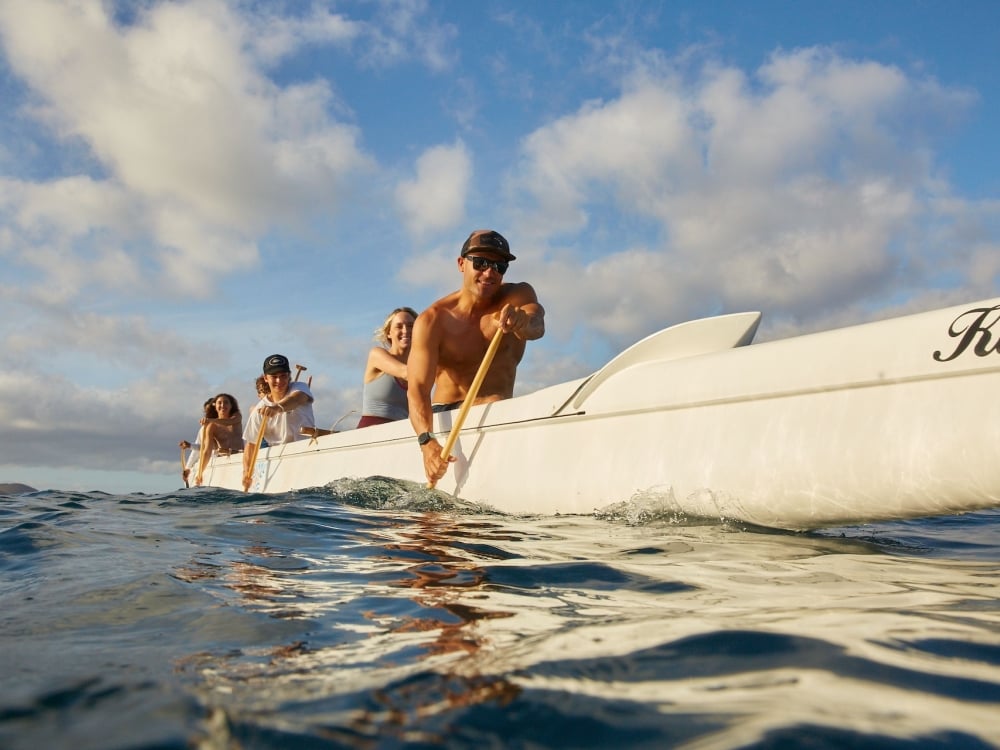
[204,300,1000,530]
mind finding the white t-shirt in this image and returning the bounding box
[242,381,315,446]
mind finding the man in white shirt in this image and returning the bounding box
[242,354,315,490]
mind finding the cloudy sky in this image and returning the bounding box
[1,0,998,494]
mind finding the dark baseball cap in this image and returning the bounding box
[460,230,515,261]
[262,354,291,375]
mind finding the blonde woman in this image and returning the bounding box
[358,307,417,428]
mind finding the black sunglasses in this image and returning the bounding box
[467,256,509,275]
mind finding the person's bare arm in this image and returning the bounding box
[407,309,455,483]
[260,384,312,418]
[407,310,438,435]
[365,347,407,382]
[498,282,545,340]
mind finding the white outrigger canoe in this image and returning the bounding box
[203,297,1000,530]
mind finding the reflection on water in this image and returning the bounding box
[0,487,998,749]
[380,515,517,658]
[173,508,532,745]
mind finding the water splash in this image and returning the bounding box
[323,476,491,514]
[595,486,704,526]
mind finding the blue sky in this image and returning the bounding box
[1,0,998,494]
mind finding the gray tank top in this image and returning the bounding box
[361,373,408,421]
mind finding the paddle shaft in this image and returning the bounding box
[428,326,504,488]
[196,424,211,485]
[243,412,269,492]
[180,446,189,488]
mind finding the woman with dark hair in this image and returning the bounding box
[194,393,243,486]
[358,307,417,428]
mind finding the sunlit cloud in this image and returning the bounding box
[0,0,370,300]
[395,141,471,235]
[513,47,984,346]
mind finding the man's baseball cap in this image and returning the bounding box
[460,230,515,261]
[262,354,291,375]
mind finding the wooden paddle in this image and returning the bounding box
[242,413,269,492]
[195,424,211,486]
[428,325,504,489]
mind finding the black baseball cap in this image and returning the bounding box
[262,354,291,375]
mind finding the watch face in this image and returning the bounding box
[418,432,433,445]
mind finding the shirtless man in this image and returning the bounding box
[408,229,545,485]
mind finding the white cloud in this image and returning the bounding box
[362,0,458,72]
[13,175,133,236]
[511,47,986,347]
[246,4,361,65]
[395,141,471,235]
[0,0,370,299]
[0,176,145,302]
[0,368,211,475]
[514,81,700,236]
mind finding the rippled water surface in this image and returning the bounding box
[2,481,999,749]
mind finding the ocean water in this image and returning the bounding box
[1,480,998,750]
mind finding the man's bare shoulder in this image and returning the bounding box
[500,280,539,302]
[419,292,460,322]
[502,280,536,292]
